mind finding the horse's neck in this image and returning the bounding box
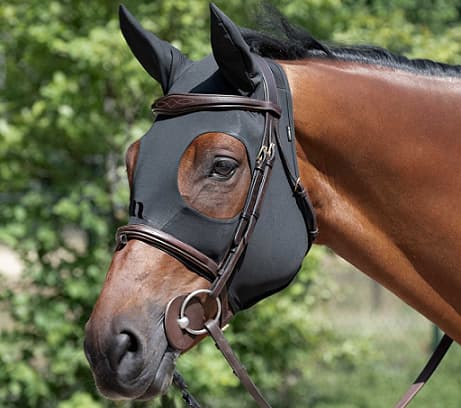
[281,59,461,343]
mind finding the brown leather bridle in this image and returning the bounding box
[114,57,453,408]
[115,57,318,407]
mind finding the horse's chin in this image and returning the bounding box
[135,349,179,400]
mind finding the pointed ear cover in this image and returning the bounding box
[209,3,261,94]
[119,5,191,93]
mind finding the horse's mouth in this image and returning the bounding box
[91,347,179,401]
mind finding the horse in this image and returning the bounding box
[84,3,461,406]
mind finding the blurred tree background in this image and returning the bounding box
[1,1,460,407]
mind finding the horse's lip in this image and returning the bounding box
[92,347,179,401]
[135,348,180,400]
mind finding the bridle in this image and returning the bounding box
[115,56,316,407]
[113,57,452,408]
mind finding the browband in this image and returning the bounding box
[152,93,282,118]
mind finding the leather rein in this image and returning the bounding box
[114,58,453,408]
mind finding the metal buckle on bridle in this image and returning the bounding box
[293,177,302,193]
[177,289,222,335]
[116,231,128,249]
[256,142,275,164]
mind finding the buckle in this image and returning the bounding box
[256,142,275,164]
[293,177,302,193]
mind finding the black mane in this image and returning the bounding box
[241,8,461,78]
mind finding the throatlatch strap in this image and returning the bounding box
[393,333,453,408]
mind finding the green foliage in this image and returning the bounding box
[1,1,460,407]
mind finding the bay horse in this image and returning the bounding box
[84,3,461,406]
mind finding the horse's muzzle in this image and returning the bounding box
[84,308,176,400]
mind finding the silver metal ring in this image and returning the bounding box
[178,289,222,335]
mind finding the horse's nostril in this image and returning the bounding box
[108,331,140,371]
[121,330,139,353]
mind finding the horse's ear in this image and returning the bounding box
[209,3,261,95]
[119,5,191,94]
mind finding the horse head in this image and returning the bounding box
[84,4,315,400]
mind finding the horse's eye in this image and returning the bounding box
[210,157,238,179]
